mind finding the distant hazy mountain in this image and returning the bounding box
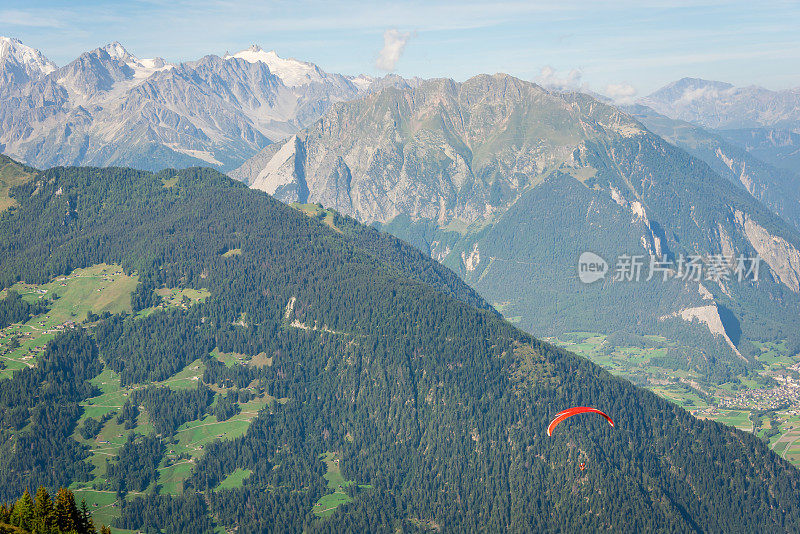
[636,79,800,230]
[641,77,800,132]
[0,39,374,171]
[640,78,800,174]
[233,74,800,379]
[717,127,800,176]
[628,104,800,233]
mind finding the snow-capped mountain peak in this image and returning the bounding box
[347,74,375,91]
[101,41,135,62]
[224,45,324,87]
[96,41,172,79]
[0,36,57,85]
[0,39,373,172]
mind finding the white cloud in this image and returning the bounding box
[676,85,730,105]
[0,9,64,28]
[604,82,638,103]
[534,65,583,90]
[376,29,413,71]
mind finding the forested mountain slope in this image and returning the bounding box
[232,74,800,383]
[1,162,800,532]
[628,105,800,233]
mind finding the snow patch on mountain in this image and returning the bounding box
[101,41,173,79]
[0,36,56,84]
[348,75,375,91]
[225,45,324,87]
[0,36,56,72]
[102,41,134,62]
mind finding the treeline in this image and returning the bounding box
[0,486,110,534]
[79,413,112,440]
[325,207,495,314]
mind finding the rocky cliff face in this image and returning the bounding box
[232,74,649,225]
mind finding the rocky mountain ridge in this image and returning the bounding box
[0,39,378,171]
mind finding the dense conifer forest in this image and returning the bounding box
[1,163,800,531]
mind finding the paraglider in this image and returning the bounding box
[547,406,614,437]
[579,462,586,471]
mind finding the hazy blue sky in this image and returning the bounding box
[2,0,799,97]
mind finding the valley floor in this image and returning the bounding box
[548,332,800,466]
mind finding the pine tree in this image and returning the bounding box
[9,489,34,531]
[33,486,55,533]
[54,488,79,533]
[0,488,102,533]
[0,503,10,525]
[78,500,95,534]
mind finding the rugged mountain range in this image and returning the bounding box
[628,104,800,233]
[0,39,377,171]
[640,78,800,177]
[640,77,800,132]
[232,73,800,380]
[3,37,800,384]
[3,160,800,531]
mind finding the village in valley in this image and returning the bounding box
[549,333,800,467]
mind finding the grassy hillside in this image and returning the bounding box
[0,155,35,213]
[1,164,800,532]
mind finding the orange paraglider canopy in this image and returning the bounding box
[547,407,614,436]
